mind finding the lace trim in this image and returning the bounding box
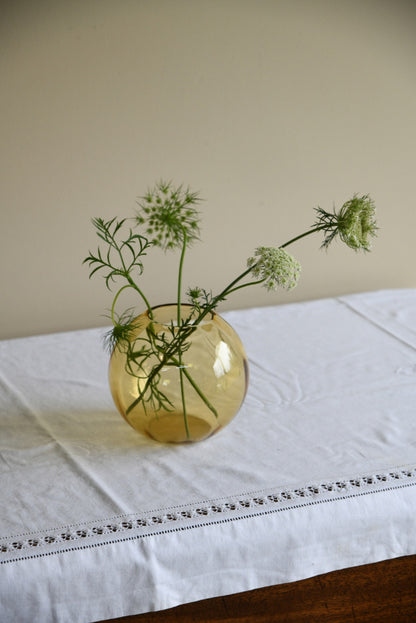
[2,467,416,562]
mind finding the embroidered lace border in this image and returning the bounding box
[2,466,416,564]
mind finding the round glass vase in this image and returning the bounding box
[109,304,249,443]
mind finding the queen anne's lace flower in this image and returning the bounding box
[337,195,377,251]
[136,180,201,250]
[247,247,301,291]
[315,194,377,251]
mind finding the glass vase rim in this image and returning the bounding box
[143,303,216,322]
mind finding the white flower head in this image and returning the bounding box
[136,180,201,250]
[247,246,301,291]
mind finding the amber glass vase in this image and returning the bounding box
[109,305,249,443]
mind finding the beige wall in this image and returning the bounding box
[1,0,415,339]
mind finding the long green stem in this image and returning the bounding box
[195,264,256,325]
[224,278,266,296]
[279,225,325,248]
[177,230,188,326]
[181,367,218,418]
[178,366,190,438]
[111,285,133,324]
[195,224,326,325]
[125,275,153,318]
[177,230,190,436]
[168,354,218,418]
[111,279,153,323]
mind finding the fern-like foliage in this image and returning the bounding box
[83,217,152,289]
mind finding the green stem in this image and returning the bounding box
[177,230,188,326]
[181,367,218,418]
[111,281,153,324]
[111,284,133,324]
[195,264,255,325]
[279,225,325,249]
[169,355,218,418]
[177,230,190,437]
[195,224,327,324]
[125,274,153,319]
[225,278,266,296]
[178,363,190,438]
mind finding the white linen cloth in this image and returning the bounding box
[1,289,415,622]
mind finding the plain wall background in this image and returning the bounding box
[1,0,415,340]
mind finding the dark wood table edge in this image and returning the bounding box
[98,553,416,622]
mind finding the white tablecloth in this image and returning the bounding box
[1,289,416,622]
